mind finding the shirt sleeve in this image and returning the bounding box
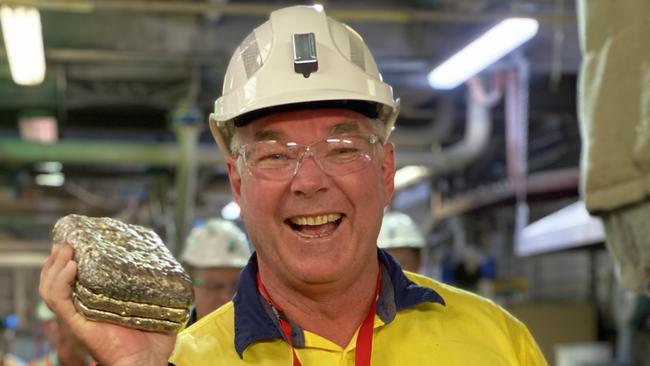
[513,318,548,365]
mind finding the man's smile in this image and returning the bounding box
[286,213,343,238]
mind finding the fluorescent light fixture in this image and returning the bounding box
[313,3,324,12]
[428,18,538,90]
[221,200,241,221]
[0,5,46,85]
[35,173,65,187]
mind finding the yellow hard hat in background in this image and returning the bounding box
[181,219,251,268]
[209,5,400,156]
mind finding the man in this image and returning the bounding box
[40,5,547,365]
[377,211,426,273]
[180,218,251,325]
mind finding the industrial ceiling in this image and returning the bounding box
[0,0,582,253]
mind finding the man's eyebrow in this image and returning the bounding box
[329,121,362,135]
[253,130,286,141]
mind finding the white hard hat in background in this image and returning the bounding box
[378,212,426,249]
[209,5,400,156]
[36,300,55,321]
[181,218,251,268]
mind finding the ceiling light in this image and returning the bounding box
[0,5,46,85]
[35,173,65,187]
[428,18,539,90]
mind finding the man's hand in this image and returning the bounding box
[39,244,176,366]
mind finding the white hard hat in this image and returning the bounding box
[36,300,55,321]
[209,5,400,156]
[378,212,426,249]
[181,218,251,268]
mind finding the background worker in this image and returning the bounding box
[28,302,93,366]
[1,313,25,366]
[377,211,426,273]
[180,218,251,325]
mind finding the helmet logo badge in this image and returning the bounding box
[292,32,318,78]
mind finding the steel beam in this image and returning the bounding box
[0,1,576,23]
[0,138,224,166]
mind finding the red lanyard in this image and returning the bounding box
[256,271,381,366]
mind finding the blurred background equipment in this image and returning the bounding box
[577,0,650,299]
[575,0,650,364]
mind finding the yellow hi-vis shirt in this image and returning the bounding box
[170,251,547,365]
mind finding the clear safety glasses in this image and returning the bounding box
[236,134,380,181]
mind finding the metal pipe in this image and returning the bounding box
[506,53,531,250]
[0,0,576,23]
[0,138,224,166]
[389,94,455,148]
[45,48,217,64]
[0,253,49,267]
[395,75,500,173]
[430,167,579,220]
[172,122,201,256]
[13,269,26,326]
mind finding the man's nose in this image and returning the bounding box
[290,151,329,197]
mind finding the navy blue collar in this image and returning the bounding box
[186,305,198,328]
[232,249,445,358]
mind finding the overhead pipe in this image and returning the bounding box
[171,68,202,256]
[506,53,530,250]
[395,74,502,188]
[430,167,579,221]
[0,252,49,267]
[43,48,220,64]
[0,138,224,166]
[389,94,455,149]
[172,121,200,256]
[0,1,575,24]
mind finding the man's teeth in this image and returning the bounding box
[291,214,341,226]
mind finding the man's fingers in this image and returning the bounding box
[39,244,77,314]
[55,260,92,332]
[41,245,99,336]
[39,244,58,287]
[40,245,69,297]
[40,244,63,300]
[57,257,78,299]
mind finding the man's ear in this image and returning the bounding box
[227,156,242,204]
[380,143,396,207]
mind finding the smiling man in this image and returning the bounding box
[39,5,547,365]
